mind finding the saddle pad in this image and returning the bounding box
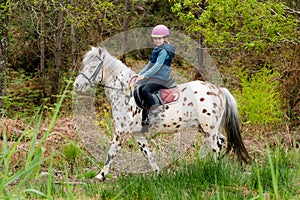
[160,86,180,104]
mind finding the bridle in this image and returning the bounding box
[78,54,133,91]
[78,55,105,87]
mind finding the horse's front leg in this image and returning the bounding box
[95,133,122,181]
[133,133,160,173]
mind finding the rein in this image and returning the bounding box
[80,54,137,91]
[97,82,125,90]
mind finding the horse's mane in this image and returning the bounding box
[83,46,136,80]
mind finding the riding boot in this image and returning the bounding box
[141,109,150,126]
[149,104,160,123]
[141,109,150,133]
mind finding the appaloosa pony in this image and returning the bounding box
[74,46,250,181]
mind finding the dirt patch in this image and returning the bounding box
[1,117,299,170]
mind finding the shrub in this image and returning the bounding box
[62,143,81,174]
[2,69,43,120]
[233,67,283,125]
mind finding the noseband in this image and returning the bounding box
[79,55,105,87]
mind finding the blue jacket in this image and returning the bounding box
[139,43,175,81]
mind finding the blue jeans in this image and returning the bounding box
[140,83,167,111]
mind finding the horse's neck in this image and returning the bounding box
[103,59,140,120]
[104,59,136,88]
[103,58,136,103]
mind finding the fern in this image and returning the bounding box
[233,67,283,125]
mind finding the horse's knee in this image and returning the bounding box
[204,133,221,156]
[217,133,225,150]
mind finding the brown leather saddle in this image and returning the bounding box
[133,78,180,110]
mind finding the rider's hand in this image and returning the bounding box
[137,75,145,82]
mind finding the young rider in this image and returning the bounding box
[136,25,176,126]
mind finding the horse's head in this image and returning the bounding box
[74,46,107,92]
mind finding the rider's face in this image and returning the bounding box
[152,37,165,46]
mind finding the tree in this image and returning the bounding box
[171,0,300,128]
[70,0,77,69]
[0,0,10,109]
[171,0,299,51]
[39,1,46,99]
[52,3,64,103]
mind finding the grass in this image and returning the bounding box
[1,82,300,199]
[2,142,299,199]
[91,148,299,200]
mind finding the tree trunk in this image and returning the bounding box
[39,2,46,99]
[0,2,8,109]
[120,0,128,63]
[52,7,64,103]
[71,0,77,70]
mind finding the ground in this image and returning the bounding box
[1,117,299,173]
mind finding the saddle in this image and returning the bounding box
[133,77,180,110]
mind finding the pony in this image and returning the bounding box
[73,46,250,181]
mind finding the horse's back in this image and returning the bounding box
[177,80,226,130]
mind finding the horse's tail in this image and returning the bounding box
[221,88,251,164]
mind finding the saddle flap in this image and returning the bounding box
[160,86,180,104]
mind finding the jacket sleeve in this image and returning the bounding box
[142,50,168,78]
[138,61,152,75]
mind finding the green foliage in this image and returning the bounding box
[81,149,299,199]
[233,67,283,125]
[62,142,81,174]
[83,171,97,179]
[0,0,11,38]
[0,112,47,199]
[64,0,115,29]
[2,69,44,120]
[171,0,299,51]
[99,110,114,138]
[0,81,73,199]
[250,144,300,199]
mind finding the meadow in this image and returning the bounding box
[1,86,299,199]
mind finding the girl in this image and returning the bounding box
[136,25,176,126]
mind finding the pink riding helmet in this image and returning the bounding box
[151,25,169,37]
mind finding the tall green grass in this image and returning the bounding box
[2,132,299,199]
[1,79,299,199]
[0,80,72,199]
[74,145,299,200]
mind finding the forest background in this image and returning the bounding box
[0,0,299,128]
[0,0,299,198]
[0,0,299,129]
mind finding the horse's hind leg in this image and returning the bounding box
[217,132,225,151]
[200,124,222,161]
[95,133,122,181]
[133,133,160,173]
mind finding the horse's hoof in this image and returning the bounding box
[95,173,106,181]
